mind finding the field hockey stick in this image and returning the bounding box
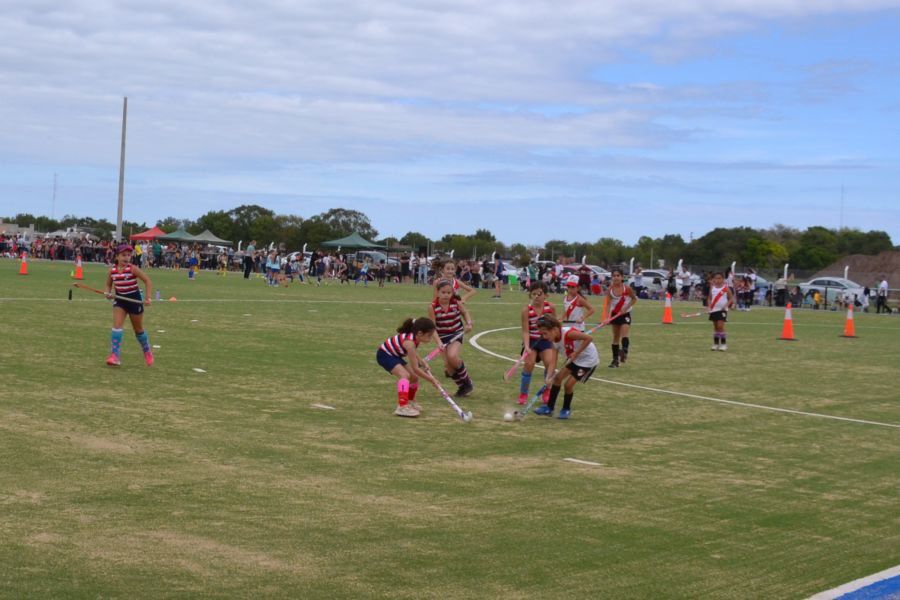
[680,311,705,318]
[515,368,559,420]
[425,332,464,362]
[585,310,626,334]
[431,380,473,422]
[73,283,144,305]
[503,349,529,382]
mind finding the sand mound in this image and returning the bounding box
[814,250,900,286]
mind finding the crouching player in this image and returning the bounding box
[376,318,440,418]
[533,315,599,419]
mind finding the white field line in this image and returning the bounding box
[311,403,336,410]
[563,458,604,466]
[470,328,900,430]
[808,564,900,599]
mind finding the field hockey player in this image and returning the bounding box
[428,280,474,398]
[533,314,600,419]
[104,243,154,367]
[517,281,558,405]
[707,271,735,351]
[376,317,440,418]
[562,275,595,331]
[432,257,477,303]
[603,267,637,368]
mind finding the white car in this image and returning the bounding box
[797,277,864,305]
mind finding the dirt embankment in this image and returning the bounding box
[814,250,900,288]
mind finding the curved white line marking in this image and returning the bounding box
[563,458,603,466]
[469,327,900,430]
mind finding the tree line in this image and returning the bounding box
[5,206,893,272]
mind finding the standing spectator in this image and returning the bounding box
[492,255,505,299]
[876,276,889,313]
[418,253,429,285]
[243,240,256,279]
[632,266,644,296]
[470,259,481,289]
[410,253,419,284]
[400,253,410,283]
[860,285,870,312]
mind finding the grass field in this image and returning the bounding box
[1,259,898,599]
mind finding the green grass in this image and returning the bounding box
[1,259,898,599]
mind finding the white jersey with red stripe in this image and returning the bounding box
[608,284,633,316]
[709,285,729,312]
[556,327,599,368]
[563,294,585,330]
[527,301,556,340]
[379,332,419,358]
[110,264,140,295]
[432,297,463,336]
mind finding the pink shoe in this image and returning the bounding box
[517,393,528,405]
[143,351,154,366]
[106,354,121,367]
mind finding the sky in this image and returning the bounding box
[2,0,900,246]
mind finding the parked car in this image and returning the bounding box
[796,277,864,305]
[561,264,611,280]
[346,250,400,270]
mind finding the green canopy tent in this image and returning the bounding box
[157,228,197,242]
[190,229,233,246]
[320,232,386,249]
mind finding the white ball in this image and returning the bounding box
[503,412,515,422]
[463,412,473,423]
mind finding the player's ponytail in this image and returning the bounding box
[535,314,561,331]
[397,317,436,335]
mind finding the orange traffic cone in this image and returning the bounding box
[73,256,84,280]
[662,293,674,324]
[840,304,857,338]
[777,302,797,341]
[18,253,28,275]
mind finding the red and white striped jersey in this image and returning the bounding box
[110,264,140,295]
[709,285,729,312]
[379,332,419,357]
[527,301,555,340]
[432,297,463,336]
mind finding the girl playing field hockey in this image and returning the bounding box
[376,317,440,417]
[517,281,557,404]
[429,280,474,398]
[562,276,595,330]
[603,267,638,368]
[707,271,735,351]
[432,258,476,303]
[104,244,154,367]
[533,314,599,419]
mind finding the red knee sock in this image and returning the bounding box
[397,379,410,405]
[409,383,419,401]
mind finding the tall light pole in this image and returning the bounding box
[115,97,128,242]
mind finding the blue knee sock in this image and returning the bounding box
[111,328,124,356]
[519,372,532,395]
[135,330,150,352]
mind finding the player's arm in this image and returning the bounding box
[459,303,473,332]
[521,306,532,348]
[458,280,477,303]
[131,265,153,303]
[403,341,438,385]
[104,272,114,298]
[579,296,595,322]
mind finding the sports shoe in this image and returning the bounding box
[608,359,619,368]
[394,404,419,417]
[619,351,627,364]
[533,405,553,416]
[455,381,474,398]
[517,393,528,405]
[105,354,121,367]
[558,409,571,419]
[144,350,154,366]
[409,401,421,412]
[711,344,719,351]
[718,344,728,351]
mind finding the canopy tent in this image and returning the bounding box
[157,228,197,242]
[320,232,386,249]
[130,226,167,241]
[190,229,233,245]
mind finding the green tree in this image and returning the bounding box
[228,205,276,243]
[791,226,839,270]
[315,208,378,240]
[400,231,431,252]
[156,216,194,233]
[194,210,234,240]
